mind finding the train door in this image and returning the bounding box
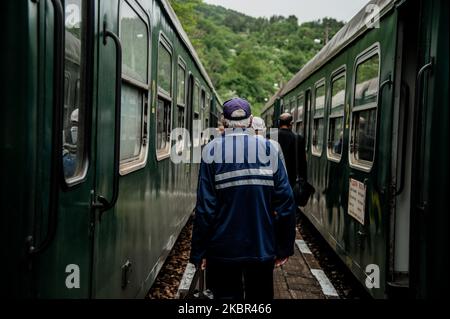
[92,0,151,298]
[16,0,94,298]
[347,25,397,296]
[27,0,96,298]
[386,0,421,296]
[408,0,449,298]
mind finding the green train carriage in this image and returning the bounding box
[1,0,220,298]
[262,0,448,298]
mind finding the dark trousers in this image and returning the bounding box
[206,260,275,300]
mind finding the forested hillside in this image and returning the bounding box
[169,0,345,115]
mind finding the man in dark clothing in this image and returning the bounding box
[277,113,308,187]
[190,98,296,300]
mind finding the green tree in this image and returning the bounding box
[169,0,344,115]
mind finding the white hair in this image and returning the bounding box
[223,109,252,128]
[251,117,266,130]
[223,117,252,128]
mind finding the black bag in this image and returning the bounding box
[293,134,315,207]
[293,177,315,207]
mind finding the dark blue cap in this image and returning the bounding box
[223,98,252,120]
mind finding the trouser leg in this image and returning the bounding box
[243,261,275,300]
[206,260,244,300]
[296,206,303,224]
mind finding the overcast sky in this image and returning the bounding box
[204,0,370,23]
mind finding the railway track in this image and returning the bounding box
[148,215,370,299]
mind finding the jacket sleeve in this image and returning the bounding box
[273,153,296,259]
[190,160,217,265]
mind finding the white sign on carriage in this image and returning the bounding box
[348,178,366,225]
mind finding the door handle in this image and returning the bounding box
[379,74,393,93]
[29,0,65,255]
[93,20,122,217]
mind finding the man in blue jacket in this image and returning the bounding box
[190,98,296,300]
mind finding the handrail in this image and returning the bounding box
[29,0,64,255]
[93,20,122,216]
[395,84,409,196]
[379,74,393,95]
[411,57,434,209]
[376,74,393,193]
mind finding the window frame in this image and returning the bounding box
[62,0,93,187]
[119,0,150,89]
[157,32,173,100]
[155,97,173,161]
[118,0,152,175]
[155,33,174,161]
[193,79,200,118]
[348,44,381,172]
[312,79,326,157]
[200,87,206,145]
[290,98,296,122]
[327,66,347,163]
[296,93,304,134]
[176,57,187,138]
[176,57,187,108]
[304,88,311,151]
[205,92,211,127]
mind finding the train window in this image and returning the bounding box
[290,99,296,123]
[193,81,200,118]
[192,81,200,147]
[176,58,186,142]
[120,85,144,161]
[328,72,346,161]
[119,1,150,172]
[158,39,172,95]
[177,60,186,106]
[120,2,148,84]
[312,82,325,156]
[203,94,211,144]
[62,0,87,184]
[176,62,186,152]
[350,53,380,169]
[304,90,311,151]
[296,94,304,135]
[205,93,211,128]
[200,89,206,144]
[177,105,185,129]
[201,89,206,110]
[156,98,172,157]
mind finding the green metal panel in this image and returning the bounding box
[92,0,210,298]
[1,0,39,298]
[409,0,449,299]
[2,0,217,299]
[239,0,448,299]
[33,0,95,298]
[278,10,399,298]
